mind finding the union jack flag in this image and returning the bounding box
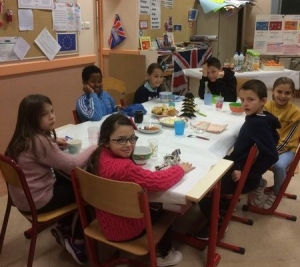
[108,14,126,49]
[172,46,213,95]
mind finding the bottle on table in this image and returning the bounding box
[238,52,245,71]
[233,52,239,71]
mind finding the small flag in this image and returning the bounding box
[57,33,77,52]
[108,14,126,49]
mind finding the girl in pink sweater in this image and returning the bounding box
[5,94,97,265]
[87,113,195,267]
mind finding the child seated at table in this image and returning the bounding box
[253,77,300,209]
[76,65,117,122]
[133,63,164,103]
[5,94,97,264]
[197,79,280,240]
[198,57,237,102]
[86,113,195,266]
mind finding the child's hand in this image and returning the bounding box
[56,137,68,149]
[217,71,224,79]
[116,105,124,111]
[202,64,208,77]
[231,170,241,182]
[83,84,94,94]
[180,162,195,173]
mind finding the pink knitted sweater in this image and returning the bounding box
[96,148,185,241]
[9,134,96,211]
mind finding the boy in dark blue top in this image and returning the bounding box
[133,63,164,104]
[198,57,237,102]
[197,79,280,239]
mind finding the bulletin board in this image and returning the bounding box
[0,0,73,60]
[139,0,196,44]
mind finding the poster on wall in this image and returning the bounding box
[253,14,300,55]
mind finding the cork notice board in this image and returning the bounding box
[0,1,71,60]
[139,0,196,43]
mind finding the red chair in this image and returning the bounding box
[0,154,77,267]
[173,146,258,255]
[243,141,300,221]
[72,109,81,124]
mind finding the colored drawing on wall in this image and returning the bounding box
[139,36,151,50]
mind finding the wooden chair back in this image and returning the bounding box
[103,77,127,107]
[0,154,77,267]
[71,167,176,267]
[236,78,250,98]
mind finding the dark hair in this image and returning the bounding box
[206,57,221,69]
[5,94,56,161]
[86,113,134,174]
[240,79,267,99]
[82,65,102,82]
[273,77,296,95]
[146,63,164,75]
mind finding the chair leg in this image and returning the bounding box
[217,241,246,255]
[0,197,12,253]
[27,219,38,267]
[231,214,254,225]
[283,192,297,200]
[85,236,101,267]
[242,191,297,222]
[24,221,54,239]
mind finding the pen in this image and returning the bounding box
[195,136,209,141]
[65,136,73,141]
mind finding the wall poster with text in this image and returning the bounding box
[253,14,300,55]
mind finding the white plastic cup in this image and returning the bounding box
[215,96,224,110]
[148,139,159,158]
[87,127,99,145]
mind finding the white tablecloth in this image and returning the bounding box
[56,99,244,204]
[183,68,300,89]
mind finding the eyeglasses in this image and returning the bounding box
[110,135,139,145]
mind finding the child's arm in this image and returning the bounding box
[38,138,97,173]
[216,69,237,102]
[76,93,103,121]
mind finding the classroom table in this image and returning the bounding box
[56,99,244,267]
[182,68,300,93]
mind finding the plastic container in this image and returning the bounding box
[233,52,239,71]
[238,53,245,71]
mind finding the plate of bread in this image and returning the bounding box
[151,104,179,118]
[137,123,162,134]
